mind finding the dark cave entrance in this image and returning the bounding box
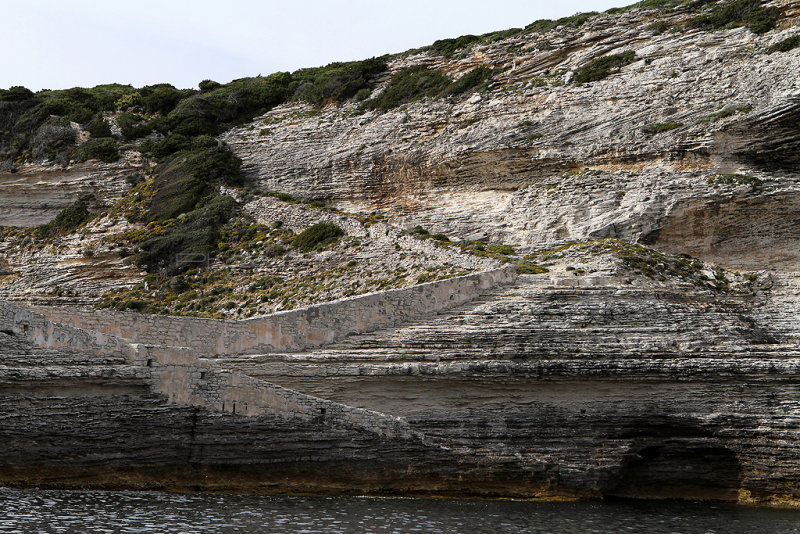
[604,444,742,501]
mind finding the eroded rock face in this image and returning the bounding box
[212,266,800,504]
[0,154,144,227]
[223,3,800,269]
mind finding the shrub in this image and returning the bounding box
[140,84,196,114]
[86,116,112,138]
[116,112,153,140]
[73,137,119,162]
[428,35,481,57]
[166,72,293,137]
[363,66,452,111]
[573,51,637,85]
[292,58,387,106]
[36,194,95,237]
[768,35,800,53]
[643,121,682,134]
[199,79,222,92]
[135,194,237,273]
[524,11,598,34]
[689,0,779,35]
[293,222,344,251]
[441,66,495,97]
[30,116,75,159]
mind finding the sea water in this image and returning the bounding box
[1,488,799,533]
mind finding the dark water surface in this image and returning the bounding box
[1,488,799,533]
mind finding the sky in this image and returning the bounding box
[2,0,628,92]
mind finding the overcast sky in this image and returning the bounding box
[3,0,628,92]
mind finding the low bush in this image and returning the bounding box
[198,79,222,92]
[643,121,682,134]
[362,66,451,111]
[428,35,481,57]
[293,222,344,251]
[85,116,112,138]
[36,194,95,238]
[524,12,598,34]
[768,35,800,53]
[135,194,237,273]
[292,57,387,106]
[441,66,496,97]
[689,0,779,35]
[30,116,75,159]
[573,51,637,85]
[116,112,153,140]
[73,137,119,162]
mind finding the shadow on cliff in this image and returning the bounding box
[601,417,742,502]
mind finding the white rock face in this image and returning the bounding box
[223,6,800,269]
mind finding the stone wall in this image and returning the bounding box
[33,266,517,355]
[0,300,417,439]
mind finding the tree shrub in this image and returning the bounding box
[86,116,112,138]
[573,51,637,85]
[135,194,237,273]
[441,66,495,96]
[36,194,95,237]
[689,0,779,35]
[292,58,387,106]
[768,35,800,53]
[199,79,222,92]
[73,137,119,162]
[293,222,344,251]
[428,35,481,57]
[30,116,75,159]
[363,66,452,111]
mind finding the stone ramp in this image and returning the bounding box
[215,273,795,393]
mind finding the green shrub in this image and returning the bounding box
[647,21,669,34]
[363,66,452,111]
[292,58,387,106]
[30,116,75,159]
[85,116,112,138]
[768,35,800,53]
[135,194,237,273]
[293,222,344,251]
[573,51,637,85]
[138,133,192,159]
[643,121,682,134]
[428,35,481,57]
[73,137,119,162]
[116,112,153,140]
[36,194,95,237]
[524,11,598,34]
[198,79,222,92]
[411,225,429,235]
[165,73,293,137]
[441,66,495,96]
[689,0,779,35]
[140,84,196,114]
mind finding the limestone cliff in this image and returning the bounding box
[1,0,800,505]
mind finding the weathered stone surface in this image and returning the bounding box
[223,3,800,268]
[0,0,799,505]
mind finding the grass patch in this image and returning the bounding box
[707,173,762,190]
[643,121,682,134]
